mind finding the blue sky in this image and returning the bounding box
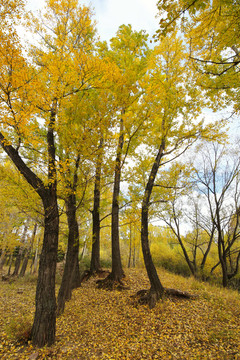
[27,0,160,41]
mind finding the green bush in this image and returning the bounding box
[79,256,91,272]
[156,255,191,277]
[100,257,112,269]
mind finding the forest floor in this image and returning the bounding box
[0,267,239,359]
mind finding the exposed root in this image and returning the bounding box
[132,289,162,309]
[96,273,130,291]
[80,269,110,282]
[165,288,198,299]
[133,287,198,308]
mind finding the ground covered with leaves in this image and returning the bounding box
[0,268,239,359]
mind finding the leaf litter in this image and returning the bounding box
[0,268,239,359]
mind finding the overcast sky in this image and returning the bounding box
[27,0,160,42]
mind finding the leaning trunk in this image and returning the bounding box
[200,226,215,272]
[175,232,196,276]
[141,140,165,303]
[1,114,59,346]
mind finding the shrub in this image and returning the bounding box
[5,314,32,343]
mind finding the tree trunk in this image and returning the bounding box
[19,251,29,277]
[0,248,6,270]
[110,117,124,281]
[200,227,215,272]
[90,139,103,274]
[141,140,165,307]
[31,192,59,346]
[57,193,81,315]
[219,246,228,288]
[128,223,132,268]
[32,237,40,274]
[19,223,37,277]
[7,255,13,275]
[0,103,60,347]
[13,221,29,276]
[175,231,196,276]
[133,235,136,268]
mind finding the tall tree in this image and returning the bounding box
[98,24,150,285]
[136,31,220,307]
[0,1,60,345]
[0,0,112,346]
[192,141,240,287]
[90,137,104,274]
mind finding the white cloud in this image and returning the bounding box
[26,0,159,41]
[91,0,159,41]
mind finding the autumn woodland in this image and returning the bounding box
[0,0,240,358]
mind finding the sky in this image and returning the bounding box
[27,0,160,42]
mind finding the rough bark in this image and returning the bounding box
[140,140,165,307]
[90,139,103,274]
[0,103,59,347]
[31,193,59,346]
[57,193,81,315]
[110,117,124,281]
[97,118,125,289]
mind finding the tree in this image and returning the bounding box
[19,222,38,277]
[0,0,61,345]
[97,24,150,286]
[153,162,218,278]
[0,160,43,274]
[0,0,113,346]
[136,31,219,307]
[90,137,104,274]
[192,141,240,287]
[153,163,199,277]
[156,0,240,113]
